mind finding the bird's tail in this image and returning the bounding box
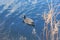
[32,24,35,28]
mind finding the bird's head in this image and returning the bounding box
[20,14,26,19]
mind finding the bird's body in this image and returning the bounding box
[24,18,33,24]
[23,15,35,27]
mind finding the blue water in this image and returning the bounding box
[0,0,60,40]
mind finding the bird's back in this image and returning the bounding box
[24,18,34,24]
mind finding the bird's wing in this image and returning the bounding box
[26,18,34,22]
[24,18,34,24]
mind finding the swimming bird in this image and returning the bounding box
[23,15,35,27]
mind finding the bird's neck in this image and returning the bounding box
[24,15,26,19]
